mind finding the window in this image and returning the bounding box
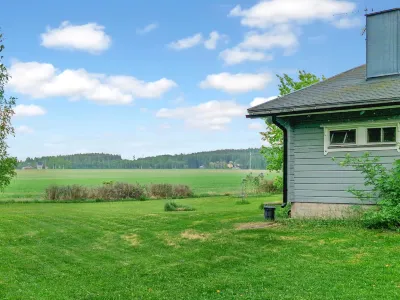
[330,129,356,145]
[367,127,396,143]
[322,121,400,155]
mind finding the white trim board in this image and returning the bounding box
[321,120,400,155]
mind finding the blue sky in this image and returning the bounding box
[1,0,397,160]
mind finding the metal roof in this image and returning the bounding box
[247,64,400,118]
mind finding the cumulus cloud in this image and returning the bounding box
[204,31,224,50]
[248,122,264,130]
[199,72,272,94]
[239,25,299,55]
[250,96,277,107]
[136,23,159,35]
[41,21,111,53]
[219,47,273,65]
[16,125,34,134]
[229,0,356,29]
[156,100,246,130]
[333,17,363,29]
[8,61,177,105]
[14,104,47,117]
[168,33,203,50]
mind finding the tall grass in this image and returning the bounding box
[45,182,194,201]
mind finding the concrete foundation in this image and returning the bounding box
[291,202,371,218]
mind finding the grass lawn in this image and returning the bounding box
[1,195,399,299]
[1,169,274,201]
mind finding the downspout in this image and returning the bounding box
[271,116,288,208]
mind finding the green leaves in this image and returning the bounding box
[0,33,17,191]
[336,153,400,229]
[260,71,325,171]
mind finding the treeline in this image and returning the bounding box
[18,149,267,170]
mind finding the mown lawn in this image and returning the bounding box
[1,169,274,201]
[0,195,399,299]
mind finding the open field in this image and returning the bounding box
[0,196,399,299]
[2,169,274,201]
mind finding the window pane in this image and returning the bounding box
[330,130,356,144]
[368,128,381,143]
[383,127,396,142]
[344,130,356,143]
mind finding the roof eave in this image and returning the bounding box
[246,99,400,119]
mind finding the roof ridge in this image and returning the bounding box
[249,65,366,111]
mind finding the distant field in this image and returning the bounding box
[2,169,277,201]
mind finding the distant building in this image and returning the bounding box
[22,165,34,170]
[199,165,205,169]
[37,162,44,170]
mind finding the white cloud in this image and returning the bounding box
[170,95,185,105]
[250,96,277,107]
[156,100,246,130]
[248,122,264,130]
[136,23,159,35]
[168,33,203,50]
[229,0,356,29]
[199,72,272,94]
[16,125,34,134]
[8,61,177,105]
[220,47,273,65]
[239,25,299,55]
[204,31,222,50]
[41,21,111,53]
[333,17,362,29]
[14,104,47,117]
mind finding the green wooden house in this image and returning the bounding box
[247,8,400,218]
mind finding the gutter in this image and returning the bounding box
[271,116,288,208]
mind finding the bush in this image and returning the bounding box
[148,183,173,198]
[93,182,147,201]
[336,153,400,229]
[242,173,280,195]
[45,184,88,201]
[173,184,194,198]
[44,182,193,202]
[164,201,195,212]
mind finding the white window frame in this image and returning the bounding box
[322,121,400,155]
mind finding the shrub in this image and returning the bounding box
[93,182,147,201]
[45,184,88,201]
[273,175,283,192]
[336,153,400,229]
[242,173,280,195]
[172,185,194,198]
[164,201,195,212]
[148,183,173,198]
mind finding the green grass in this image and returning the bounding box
[0,195,399,299]
[1,169,275,201]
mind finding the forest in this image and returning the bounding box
[18,148,267,170]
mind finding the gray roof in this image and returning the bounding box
[247,64,400,117]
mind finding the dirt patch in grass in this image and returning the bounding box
[235,222,279,230]
[122,234,140,247]
[181,229,209,241]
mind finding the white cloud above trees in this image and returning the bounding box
[41,21,111,53]
[199,72,272,94]
[8,61,177,105]
[14,104,47,117]
[156,100,246,130]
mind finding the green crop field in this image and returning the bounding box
[0,196,399,299]
[2,169,276,201]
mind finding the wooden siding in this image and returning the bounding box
[282,109,400,204]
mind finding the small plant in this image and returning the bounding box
[335,153,400,229]
[164,201,195,212]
